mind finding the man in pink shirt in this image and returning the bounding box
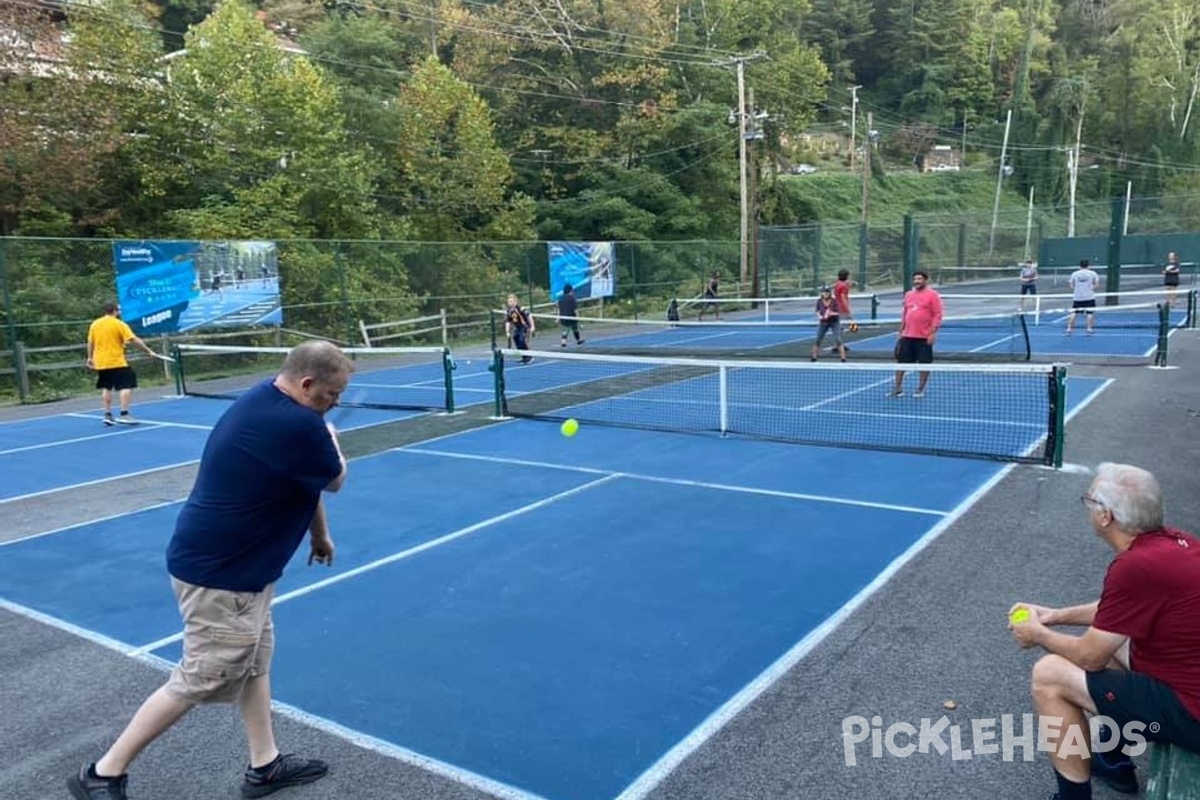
[889,271,943,398]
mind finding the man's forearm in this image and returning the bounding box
[310,498,329,540]
[1049,601,1099,627]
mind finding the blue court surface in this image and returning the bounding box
[0,397,421,503]
[0,371,1110,800]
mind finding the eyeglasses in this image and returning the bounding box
[1080,494,1106,510]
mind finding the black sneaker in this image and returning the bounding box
[103,414,115,427]
[67,764,128,800]
[242,754,329,798]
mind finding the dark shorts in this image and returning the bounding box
[1072,299,1096,312]
[816,318,842,346]
[95,366,138,391]
[895,337,933,364]
[559,319,579,331]
[1088,669,1200,754]
[1165,274,1180,287]
[1021,283,1037,295]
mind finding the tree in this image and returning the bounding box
[136,0,378,239]
[392,55,536,297]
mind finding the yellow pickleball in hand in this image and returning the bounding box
[1009,607,1031,625]
[561,418,579,437]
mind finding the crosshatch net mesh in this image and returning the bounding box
[510,309,1035,363]
[491,348,1067,466]
[172,343,457,412]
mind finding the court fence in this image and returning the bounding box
[2,201,1197,403]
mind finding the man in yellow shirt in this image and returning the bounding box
[86,302,157,425]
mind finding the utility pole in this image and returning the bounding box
[861,111,872,226]
[849,85,862,171]
[1068,107,1084,237]
[988,108,1012,256]
[738,60,749,287]
[717,53,766,288]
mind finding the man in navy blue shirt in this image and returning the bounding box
[556,283,585,347]
[69,340,351,800]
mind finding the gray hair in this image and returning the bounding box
[1090,462,1164,534]
[281,340,353,385]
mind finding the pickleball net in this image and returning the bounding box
[492,348,1067,466]
[172,343,457,412]
[522,309,1034,362]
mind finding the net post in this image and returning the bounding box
[489,348,506,418]
[440,308,448,346]
[1015,312,1032,361]
[171,344,185,396]
[442,347,456,413]
[1155,303,1169,367]
[718,364,728,435]
[871,294,879,321]
[1049,365,1066,468]
[1188,289,1196,329]
[489,310,499,350]
[13,340,29,403]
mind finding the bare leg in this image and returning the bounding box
[118,388,133,414]
[1032,654,1097,784]
[94,686,193,776]
[239,673,280,768]
[892,370,905,394]
[917,370,930,393]
[101,388,112,415]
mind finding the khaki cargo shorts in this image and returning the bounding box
[165,577,275,703]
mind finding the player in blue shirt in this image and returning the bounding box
[557,283,585,347]
[69,340,351,800]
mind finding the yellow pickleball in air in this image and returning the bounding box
[561,418,579,437]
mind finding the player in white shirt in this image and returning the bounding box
[1066,259,1100,335]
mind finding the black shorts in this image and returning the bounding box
[1165,275,1180,287]
[1021,283,1037,295]
[1072,299,1096,312]
[1087,669,1200,754]
[95,366,138,391]
[895,337,933,364]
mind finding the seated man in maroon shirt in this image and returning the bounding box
[1010,462,1200,800]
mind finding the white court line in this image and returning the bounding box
[797,378,892,411]
[0,597,148,660]
[65,412,214,432]
[0,425,155,456]
[611,370,1118,800]
[269,703,553,800]
[0,595,553,800]
[0,459,202,505]
[131,473,623,655]
[0,498,186,548]
[402,449,948,517]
